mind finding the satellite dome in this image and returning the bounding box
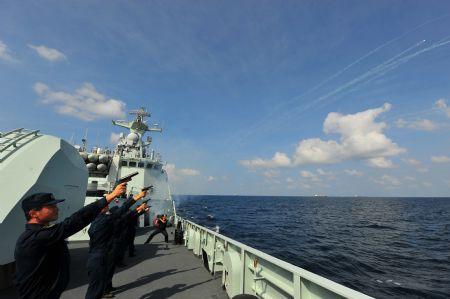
[126,133,139,145]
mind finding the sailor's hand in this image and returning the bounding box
[137,203,148,212]
[133,190,147,201]
[106,182,127,202]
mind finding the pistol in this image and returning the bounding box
[140,198,151,205]
[116,171,139,185]
[141,185,154,192]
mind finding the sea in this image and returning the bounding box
[175,195,450,299]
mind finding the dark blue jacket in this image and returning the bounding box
[14,197,108,299]
[88,196,136,254]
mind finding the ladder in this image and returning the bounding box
[0,128,42,163]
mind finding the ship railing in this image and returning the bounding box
[0,128,42,163]
[179,217,374,299]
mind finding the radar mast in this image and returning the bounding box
[112,107,162,158]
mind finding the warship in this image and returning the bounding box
[69,107,175,241]
[0,108,373,299]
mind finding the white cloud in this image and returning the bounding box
[0,40,15,62]
[164,163,201,182]
[300,170,316,179]
[299,168,335,184]
[239,152,291,169]
[404,176,416,182]
[373,174,401,186]
[299,182,312,189]
[33,82,126,121]
[395,118,437,131]
[28,44,66,61]
[431,155,450,163]
[110,132,122,144]
[179,168,200,176]
[262,170,280,178]
[403,158,427,173]
[294,103,404,165]
[422,182,432,187]
[403,158,421,166]
[345,169,363,177]
[316,168,333,176]
[436,99,450,118]
[366,157,394,169]
[239,103,405,169]
[207,176,216,182]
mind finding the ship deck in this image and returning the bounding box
[0,227,229,299]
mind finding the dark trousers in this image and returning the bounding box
[85,254,108,299]
[105,243,123,292]
[145,228,168,243]
[127,228,136,256]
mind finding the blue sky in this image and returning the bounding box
[1,1,450,196]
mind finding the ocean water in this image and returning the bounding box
[175,196,450,299]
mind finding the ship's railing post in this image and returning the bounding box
[212,234,217,274]
[294,274,301,299]
[240,248,245,294]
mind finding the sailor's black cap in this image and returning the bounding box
[21,193,65,213]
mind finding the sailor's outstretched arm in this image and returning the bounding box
[38,183,127,243]
[113,190,148,216]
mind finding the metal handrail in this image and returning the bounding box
[0,128,24,138]
[0,130,40,153]
[0,130,42,163]
[180,217,374,299]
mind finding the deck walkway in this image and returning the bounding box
[0,227,229,299]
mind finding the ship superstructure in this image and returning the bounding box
[70,107,174,241]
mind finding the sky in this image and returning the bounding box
[1,1,450,196]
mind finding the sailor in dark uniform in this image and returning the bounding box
[13,182,127,299]
[125,213,139,257]
[85,190,148,299]
[144,214,169,248]
[104,199,149,295]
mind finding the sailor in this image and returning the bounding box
[173,221,184,245]
[125,212,139,257]
[144,214,169,248]
[85,190,148,299]
[114,196,144,265]
[13,182,127,299]
[104,193,149,295]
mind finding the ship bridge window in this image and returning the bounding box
[129,162,137,167]
[86,190,106,197]
[121,161,128,167]
[138,162,145,168]
[146,163,153,169]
